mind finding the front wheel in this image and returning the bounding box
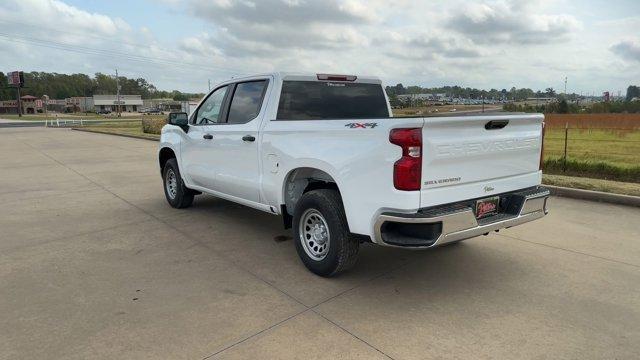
[162,158,194,209]
[293,189,359,277]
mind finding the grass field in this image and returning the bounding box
[542,114,640,183]
[72,120,159,140]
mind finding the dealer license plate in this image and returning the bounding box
[475,196,500,219]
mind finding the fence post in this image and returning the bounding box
[563,122,568,172]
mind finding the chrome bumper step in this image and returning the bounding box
[375,186,550,248]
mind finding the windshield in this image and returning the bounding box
[276,81,389,120]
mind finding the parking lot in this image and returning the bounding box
[1,127,639,359]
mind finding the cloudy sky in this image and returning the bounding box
[1,0,638,94]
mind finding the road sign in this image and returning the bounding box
[7,71,24,87]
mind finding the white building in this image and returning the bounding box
[93,95,143,112]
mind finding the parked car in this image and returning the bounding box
[97,109,112,115]
[158,73,549,276]
[145,109,164,115]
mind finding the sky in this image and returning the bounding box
[0,0,638,95]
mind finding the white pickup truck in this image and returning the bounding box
[159,72,549,276]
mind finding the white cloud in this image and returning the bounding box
[0,0,637,93]
[610,39,640,63]
[447,0,581,44]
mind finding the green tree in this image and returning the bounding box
[557,99,569,113]
[626,85,640,101]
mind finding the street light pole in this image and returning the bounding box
[115,69,121,117]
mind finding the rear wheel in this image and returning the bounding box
[293,189,359,277]
[162,158,194,209]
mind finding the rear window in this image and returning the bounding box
[276,81,389,120]
[227,80,268,124]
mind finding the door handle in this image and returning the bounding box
[242,135,256,142]
[203,134,213,140]
[485,120,509,130]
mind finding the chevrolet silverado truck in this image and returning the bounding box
[158,73,549,276]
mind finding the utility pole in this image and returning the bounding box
[564,76,567,95]
[16,85,22,117]
[208,79,211,91]
[115,69,121,117]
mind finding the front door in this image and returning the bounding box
[180,84,230,190]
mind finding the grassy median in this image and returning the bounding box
[73,120,159,140]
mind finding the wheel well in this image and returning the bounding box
[281,168,341,228]
[159,147,176,174]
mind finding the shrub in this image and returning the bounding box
[142,118,167,134]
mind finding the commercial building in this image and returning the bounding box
[143,98,182,112]
[0,100,19,114]
[0,96,46,114]
[93,95,143,113]
[65,97,94,112]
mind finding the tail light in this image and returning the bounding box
[539,121,546,170]
[390,128,422,191]
[316,74,357,81]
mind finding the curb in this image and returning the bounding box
[545,185,640,207]
[71,128,159,142]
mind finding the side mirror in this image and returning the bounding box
[168,112,188,126]
[168,112,189,132]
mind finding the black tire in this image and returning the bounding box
[162,158,194,209]
[293,189,359,277]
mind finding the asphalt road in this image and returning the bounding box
[1,127,639,359]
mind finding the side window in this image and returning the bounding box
[227,80,268,124]
[195,85,228,125]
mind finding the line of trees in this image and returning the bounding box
[504,99,640,114]
[384,84,559,102]
[627,85,640,101]
[0,71,203,101]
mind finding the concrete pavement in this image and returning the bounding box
[1,127,639,359]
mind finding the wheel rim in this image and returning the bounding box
[165,169,178,200]
[299,209,330,261]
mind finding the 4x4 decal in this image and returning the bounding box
[345,122,378,129]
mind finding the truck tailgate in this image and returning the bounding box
[420,114,543,207]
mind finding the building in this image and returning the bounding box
[0,96,46,114]
[93,95,143,113]
[46,99,67,113]
[142,98,183,112]
[20,95,45,114]
[0,100,18,114]
[66,97,94,112]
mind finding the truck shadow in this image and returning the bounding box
[168,195,527,299]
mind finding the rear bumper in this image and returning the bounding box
[374,186,549,248]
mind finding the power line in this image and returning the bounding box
[0,32,247,75]
[0,19,182,56]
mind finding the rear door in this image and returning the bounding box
[207,78,271,203]
[420,114,543,207]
